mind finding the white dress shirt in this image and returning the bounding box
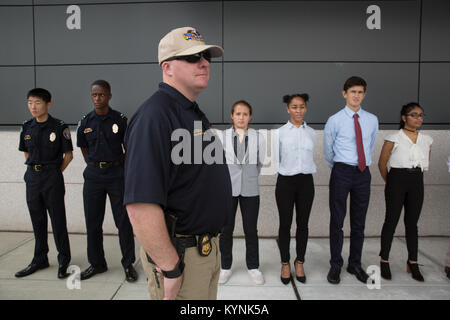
[385,129,433,171]
[276,121,316,176]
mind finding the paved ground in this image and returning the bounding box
[0,232,448,300]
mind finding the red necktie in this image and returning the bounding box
[353,113,366,172]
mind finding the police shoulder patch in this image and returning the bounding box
[63,128,71,140]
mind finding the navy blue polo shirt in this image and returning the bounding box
[124,82,232,235]
[77,107,127,180]
[19,114,73,165]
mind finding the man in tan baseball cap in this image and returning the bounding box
[124,26,232,300]
[158,26,223,65]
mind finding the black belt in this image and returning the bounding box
[391,167,422,173]
[175,232,219,248]
[334,162,359,170]
[28,164,59,172]
[87,160,123,169]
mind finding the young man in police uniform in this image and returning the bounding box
[124,27,232,300]
[77,80,137,282]
[16,88,73,279]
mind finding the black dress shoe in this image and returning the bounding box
[58,264,70,279]
[15,261,49,278]
[80,265,108,280]
[407,261,424,282]
[124,265,138,282]
[380,261,392,280]
[347,265,369,283]
[327,266,341,284]
[445,266,450,282]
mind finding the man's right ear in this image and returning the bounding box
[161,61,172,76]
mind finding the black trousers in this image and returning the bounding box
[380,168,424,261]
[24,168,71,266]
[83,176,135,268]
[329,163,371,269]
[220,195,260,270]
[275,173,315,263]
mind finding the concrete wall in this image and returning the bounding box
[1,128,448,237]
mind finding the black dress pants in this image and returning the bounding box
[275,173,315,263]
[25,168,71,266]
[83,176,135,268]
[220,195,260,270]
[380,168,424,262]
[329,163,371,269]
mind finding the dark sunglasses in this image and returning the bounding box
[406,113,425,119]
[167,51,211,63]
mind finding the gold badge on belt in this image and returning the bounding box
[198,233,212,257]
[49,132,56,142]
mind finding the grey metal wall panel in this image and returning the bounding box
[0,7,34,65]
[35,0,189,3]
[224,62,418,124]
[224,1,420,62]
[0,67,35,124]
[35,63,222,124]
[421,0,450,61]
[34,2,222,65]
[0,0,31,4]
[420,63,450,122]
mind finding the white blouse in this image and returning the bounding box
[385,129,433,171]
[276,121,317,176]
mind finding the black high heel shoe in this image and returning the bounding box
[280,262,291,285]
[380,260,392,280]
[407,260,424,282]
[294,259,306,283]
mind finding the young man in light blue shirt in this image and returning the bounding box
[323,76,378,284]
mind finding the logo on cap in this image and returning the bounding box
[183,30,204,42]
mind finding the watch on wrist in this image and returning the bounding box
[161,258,185,279]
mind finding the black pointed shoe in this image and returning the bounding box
[407,261,424,282]
[124,265,138,283]
[327,266,341,284]
[294,259,306,283]
[347,265,369,284]
[280,262,291,285]
[15,261,49,278]
[80,265,108,280]
[58,264,70,279]
[380,261,392,280]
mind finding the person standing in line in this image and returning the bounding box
[275,94,316,285]
[124,27,232,300]
[378,102,433,282]
[219,100,266,285]
[323,76,378,285]
[77,80,137,282]
[16,88,72,279]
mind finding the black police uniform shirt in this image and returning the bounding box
[19,114,73,166]
[77,108,127,181]
[124,82,232,236]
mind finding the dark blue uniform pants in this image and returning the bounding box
[25,168,71,266]
[83,177,135,268]
[329,163,371,269]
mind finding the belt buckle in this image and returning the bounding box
[99,161,108,169]
[34,164,42,172]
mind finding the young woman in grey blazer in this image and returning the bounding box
[219,100,266,285]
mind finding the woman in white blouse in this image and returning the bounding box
[276,94,316,285]
[378,102,432,282]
